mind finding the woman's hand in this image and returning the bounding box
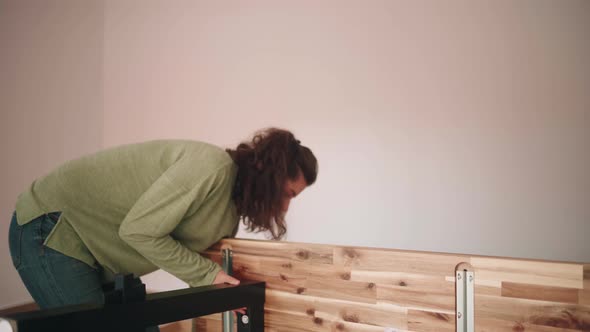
[213,270,240,285]
[213,270,246,315]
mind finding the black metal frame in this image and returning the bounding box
[1,281,265,332]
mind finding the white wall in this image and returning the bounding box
[103,0,590,263]
[0,0,104,307]
[2,0,589,304]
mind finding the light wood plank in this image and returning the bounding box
[266,289,407,328]
[266,308,329,332]
[471,257,583,289]
[211,239,333,264]
[334,247,465,276]
[265,290,316,316]
[475,284,502,297]
[315,302,407,330]
[193,316,221,331]
[475,316,584,332]
[261,256,351,280]
[407,309,454,332]
[249,273,307,295]
[377,284,455,312]
[352,270,454,292]
[476,294,590,329]
[501,282,579,304]
[303,277,377,304]
[159,319,192,332]
[267,308,391,332]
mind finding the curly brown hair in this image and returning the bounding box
[226,128,318,240]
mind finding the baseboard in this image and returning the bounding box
[0,302,38,316]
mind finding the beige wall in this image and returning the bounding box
[2,0,589,305]
[0,0,104,307]
[103,0,590,291]
[103,0,590,257]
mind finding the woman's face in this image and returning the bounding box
[281,173,308,213]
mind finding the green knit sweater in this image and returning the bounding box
[15,140,239,287]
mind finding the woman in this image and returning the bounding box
[8,128,318,311]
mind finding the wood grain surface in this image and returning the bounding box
[194,239,590,331]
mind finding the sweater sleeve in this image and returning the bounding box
[118,156,230,287]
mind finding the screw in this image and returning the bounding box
[469,275,473,282]
[457,274,462,280]
[457,312,462,319]
[242,315,250,325]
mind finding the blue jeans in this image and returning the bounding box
[8,212,105,309]
[9,212,159,331]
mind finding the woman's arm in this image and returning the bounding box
[118,156,233,287]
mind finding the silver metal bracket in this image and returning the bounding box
[455,262,474,332]
[221,248,256,332]
[222,248,234,332]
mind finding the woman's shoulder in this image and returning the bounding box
[135,139,230,162]
[172,141,237,190]
[175,140,232,165]
[157,139,235,177]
